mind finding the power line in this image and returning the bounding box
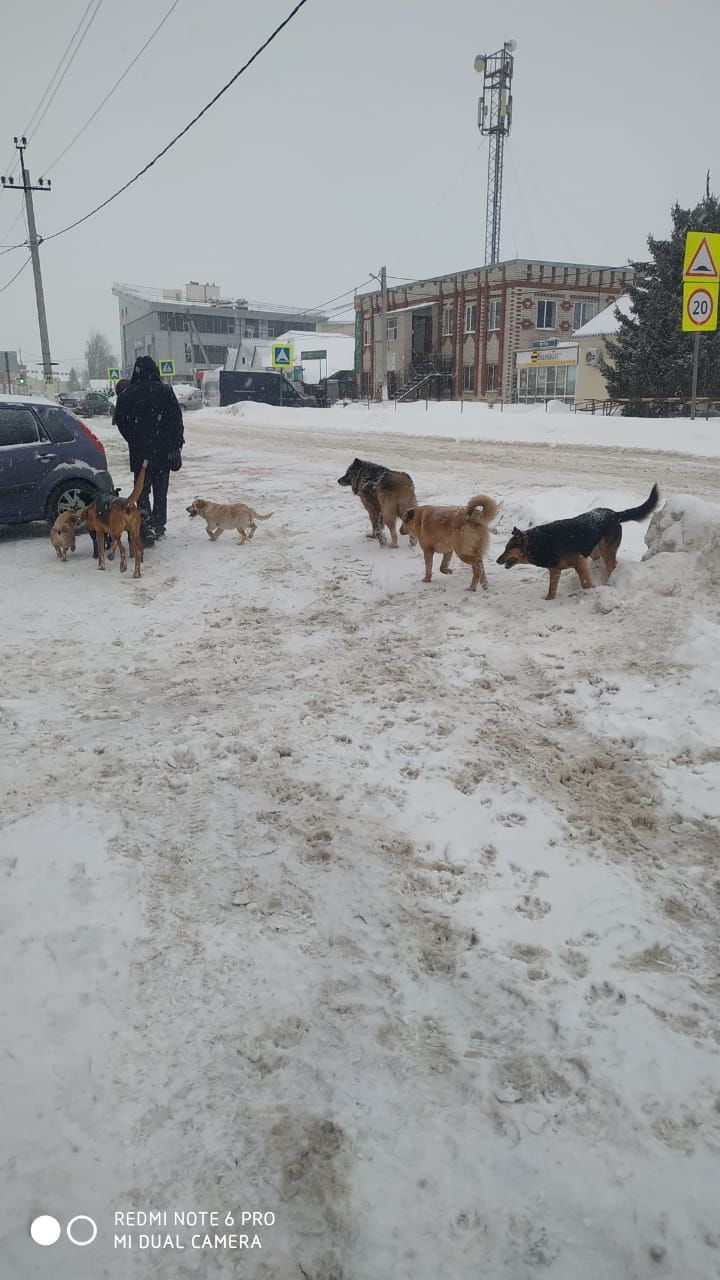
[299,279,373,315]
[391,142,484,268]
[0,1,98,198]
[27,0,104,143]
[41,0,311,247]
[0,227,26,256]
[43,0,184,175]
[0,255,32,296]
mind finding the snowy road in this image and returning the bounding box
[2,415,720,1280]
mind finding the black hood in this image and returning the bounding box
[131,356,161,383]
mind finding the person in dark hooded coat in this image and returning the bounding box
[114,356,184,538]
[111,377,130,426]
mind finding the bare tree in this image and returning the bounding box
[85,332,116,380]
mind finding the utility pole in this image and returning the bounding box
[369,266,388,400]
[185,311,210,373]
[475,41,516,266]
[690,333,701,421]
[1,137,54,383]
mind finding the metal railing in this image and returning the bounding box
[573,396,720,418]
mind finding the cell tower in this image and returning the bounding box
[475,40,516,266]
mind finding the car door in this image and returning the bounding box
[0,404,54,523]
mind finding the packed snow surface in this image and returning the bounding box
[1,410,719,1280]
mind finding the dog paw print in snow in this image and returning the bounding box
[515,894,551,919]
[585,980,627,1013]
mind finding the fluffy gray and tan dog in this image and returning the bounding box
[337,457,417,548]
[50,510,78,561]
[400,494,498,592]
[187,499,274,543]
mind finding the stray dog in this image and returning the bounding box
[496,484,660,600]
[50,510,78,561]
[78,464,147,578]
[186,499,274,542]
[338,458,417,548]
[400,494,498,591]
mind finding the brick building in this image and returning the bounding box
[356,259,634,402]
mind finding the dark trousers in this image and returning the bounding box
[135,464,170,531]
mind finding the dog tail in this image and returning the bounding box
[251,510,274,521]
[465,494,498,523]
[127,460,149,507]
[615,484,659,524]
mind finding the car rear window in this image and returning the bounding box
[35,405,75,443]
[0,406,40,446]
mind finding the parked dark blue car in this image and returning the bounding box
[0,394,115,526]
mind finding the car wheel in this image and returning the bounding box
[47,481,99,522]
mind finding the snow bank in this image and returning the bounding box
[564,494,720,822]
[191,398,720,457]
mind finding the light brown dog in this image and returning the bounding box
[50,510,78,561]
[78,465,147,578]
[400,494,498,592]
[187,499,274,542]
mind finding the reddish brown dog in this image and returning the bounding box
[78,464,147,578]
[400,494,498,591]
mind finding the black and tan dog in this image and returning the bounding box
[496,484,659,600]
[338,457,417,548]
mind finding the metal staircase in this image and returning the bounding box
[395,354,453,402]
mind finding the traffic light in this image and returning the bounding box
[17,374,25,385]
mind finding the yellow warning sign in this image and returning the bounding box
[682,281,719,332]
[683,231,720,281]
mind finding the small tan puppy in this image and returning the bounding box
[50,510,78,561]
[400,494,498,592]
[187,498,274,543]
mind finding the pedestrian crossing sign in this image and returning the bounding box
[159,359,175,377]
[272,343,293,369]
[107,366,120,381]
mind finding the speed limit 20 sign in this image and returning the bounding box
[683,284,718,332]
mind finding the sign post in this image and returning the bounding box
[682,231,720,419]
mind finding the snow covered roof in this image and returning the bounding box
[222,332,355,382]
[112,282,326,319]
[573,294,634,338]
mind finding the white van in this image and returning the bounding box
[201,368,221,407]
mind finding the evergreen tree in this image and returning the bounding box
[602,187,720,414]
[68,366,80,391]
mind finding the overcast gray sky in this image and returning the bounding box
[1,0,718,371]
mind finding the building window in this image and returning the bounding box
[464,303,477,334]
[488,299,501,331]
[573,301,596,329]
[363,319,371,347]
[537,300,556,330]
[463,364,474,393]
[386,317,397,342]
[516,363,576,404]
[442,304,453,336]
[486,363,498,392]
[192,344,227,365]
